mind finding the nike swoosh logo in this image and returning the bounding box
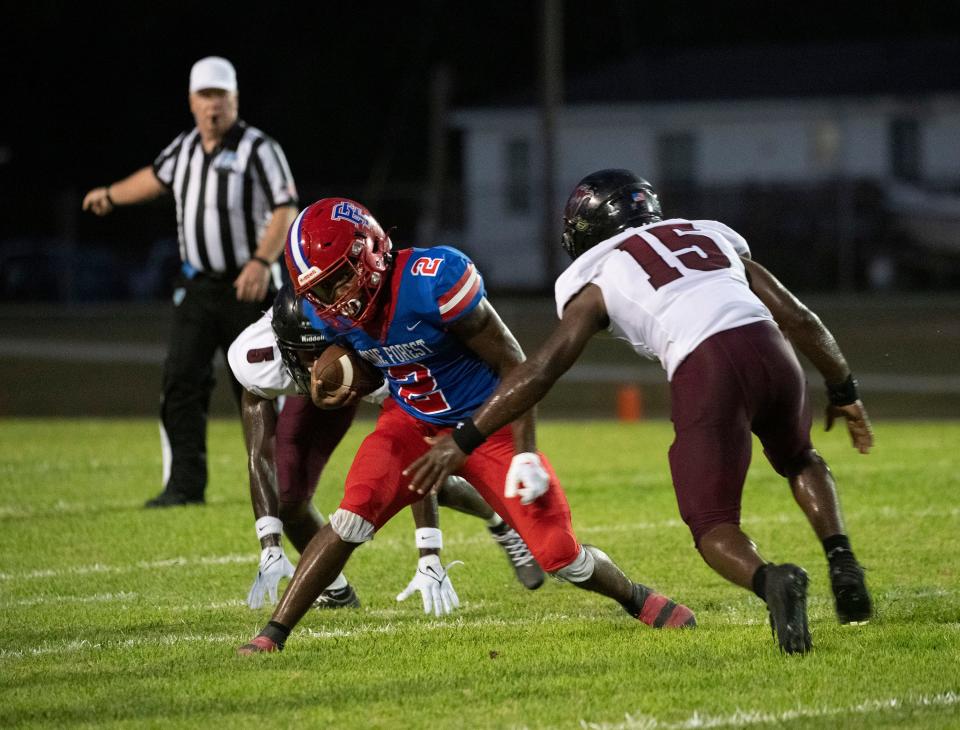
[406,321,422,331]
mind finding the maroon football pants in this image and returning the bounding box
[274,395,358,504]
[668,320,813,547]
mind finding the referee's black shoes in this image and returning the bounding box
[144,490,205,508]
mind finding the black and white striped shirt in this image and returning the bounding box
[152,120,298,275]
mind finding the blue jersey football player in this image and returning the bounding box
[239,197,695,654]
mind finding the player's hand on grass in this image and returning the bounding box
[396,555,462,616]
[504,452,550,505]
[825,401,873,454]
[404,434,468,496]
[247,546,295,609]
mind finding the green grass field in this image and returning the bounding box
[1,419,958,729]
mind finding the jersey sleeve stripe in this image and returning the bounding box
[438,263,481,321]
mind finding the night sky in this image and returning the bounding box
[3,1,959,247]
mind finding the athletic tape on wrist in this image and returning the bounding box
[255,516,283,539]
[451,417,486,455]
[827,373,860,406]
[415,527,443,550]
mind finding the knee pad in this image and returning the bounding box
[551,545,595,583]
[330,509,375,543]
[782,448,825,478]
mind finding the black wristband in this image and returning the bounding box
[451,417,486,455]
[827,373,860,406]
[104,186,116,207]
[250,255,272,268]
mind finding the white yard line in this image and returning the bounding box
[0,554,253,581]
[578,692,960,729]
[2,505,957,583]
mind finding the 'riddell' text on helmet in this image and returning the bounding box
[561,169,662,260]
[284,198,393,326]
[271,284,329,395]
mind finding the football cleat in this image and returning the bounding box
[313,584,361,609]
[236,635,280,655]
[828,549,873,625]
[488,523,545,590]
[764,563,812,655]
[629,583,697,628]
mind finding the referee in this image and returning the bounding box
[83,56,298,507]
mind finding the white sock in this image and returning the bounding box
[486,513,504,529]
[326,573,348,591]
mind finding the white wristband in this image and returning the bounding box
[415,527,443,550]
[255,516,283,540]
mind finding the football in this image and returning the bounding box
[310,344,384,403]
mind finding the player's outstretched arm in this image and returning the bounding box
[239,389,297,608]
[742,257,873,453]
[467,285,606,442]
[240,389,281,527]
[405,286,606,495]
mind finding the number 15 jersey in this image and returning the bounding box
[555,218,773,380]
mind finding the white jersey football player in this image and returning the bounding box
[408,169,874,655]
[227,285,544,615]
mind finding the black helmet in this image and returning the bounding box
[561,169,662,259]
[271,283,330,394]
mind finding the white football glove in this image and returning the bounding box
[504,452,550,505]
[246,545,295,609]
[396,554,462,616]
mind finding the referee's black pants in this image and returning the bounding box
[160,273,273,500]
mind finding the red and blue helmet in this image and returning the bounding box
[284,198,392,326]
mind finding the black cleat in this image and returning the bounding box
[764,563,812,655]
[144,490,204,508]
[488,523,545,590]
[829,549,873,625]
[313,584,361,609]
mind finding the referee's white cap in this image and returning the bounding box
[189,56,237,93]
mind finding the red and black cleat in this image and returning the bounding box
[630,583,697,628]
[236,635,281,656]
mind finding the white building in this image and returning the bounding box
[448,40,960,289]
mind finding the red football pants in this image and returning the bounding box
[339,399,580,572]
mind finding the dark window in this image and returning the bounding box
[505,138,531,213]
[890,118,921,181]
[657,132,697,185]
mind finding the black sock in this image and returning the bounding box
[752,564,770,601]
[822,534,853,561]
[619,583,650,616]
[261,620,291,649]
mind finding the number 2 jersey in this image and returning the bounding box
[304,246,498,425]
[555,218,773,380]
